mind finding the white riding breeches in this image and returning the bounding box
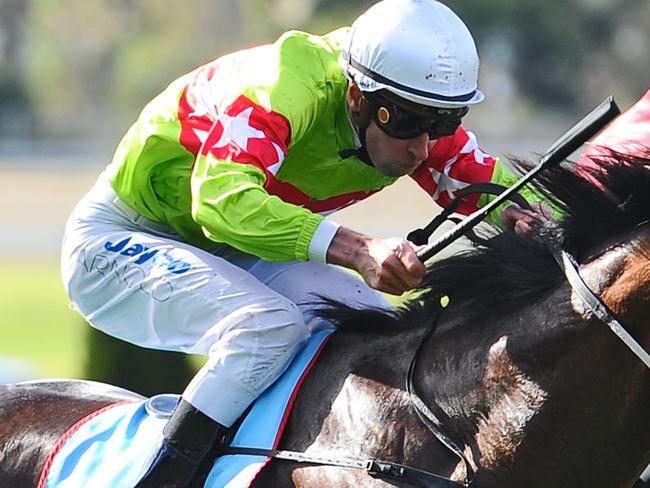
[61,175,390,427]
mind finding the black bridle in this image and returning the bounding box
[541,226,650,370]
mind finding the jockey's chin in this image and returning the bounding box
[365,120,431,177]
[373,158,424,177]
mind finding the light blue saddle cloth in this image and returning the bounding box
[41,328,333,488]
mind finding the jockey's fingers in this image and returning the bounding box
[514,220,534,236]
[501,204,528,227]
[531,202,553,221]
[376,268,414,295]
[359,237,425,292]
[374,278,408,296]
[363,253,420,294]
[394,241,427,278]
[392,246,426,287]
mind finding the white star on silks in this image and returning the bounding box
[460,131,490,165]
[212,107,265,151]
[429,159,470,201]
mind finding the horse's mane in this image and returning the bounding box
[319,147,650,332]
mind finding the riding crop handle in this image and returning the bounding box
[417,96,621,263]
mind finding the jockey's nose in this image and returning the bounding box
[408,132,430,162]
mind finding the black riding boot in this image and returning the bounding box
[134,399,228,488]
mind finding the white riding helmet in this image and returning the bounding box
[340,0,484,108]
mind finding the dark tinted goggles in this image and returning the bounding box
[364,91,469,140]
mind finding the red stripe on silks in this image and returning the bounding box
[178,84,216,157]
[411,128,497,216]
[249,334,333,486]
[36,400,137,488]
[265,176,379,213]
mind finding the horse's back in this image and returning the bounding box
[1,378,143,402]
[0,379,143,487]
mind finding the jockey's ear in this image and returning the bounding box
[347,81,371,135]
[347,81,363,113]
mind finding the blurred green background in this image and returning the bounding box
[1,0,648,393]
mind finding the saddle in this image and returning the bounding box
[38,329,334,488]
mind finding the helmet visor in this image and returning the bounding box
[364,91,469,140]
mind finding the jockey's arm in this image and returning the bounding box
[192,153,425,295]
[326,226,425,296]
[410,128,558,236]
[192,155,327,262]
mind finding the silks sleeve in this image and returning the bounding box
[411,128,560,228]
[480,158,562,227]
[190,91,327,262]
[411,128,498,215]
[192,155,323,262]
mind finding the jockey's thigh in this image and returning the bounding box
[216,246,392,333]
[61,179,309,426]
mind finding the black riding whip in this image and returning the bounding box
[417,96,621,262]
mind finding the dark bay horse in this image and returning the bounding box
[1,149,649,488]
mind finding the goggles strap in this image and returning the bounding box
[339,96,374,166]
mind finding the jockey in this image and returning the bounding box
[60,0,536,486]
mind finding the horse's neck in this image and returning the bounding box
[415,244,650,488]
[277,325,462,484]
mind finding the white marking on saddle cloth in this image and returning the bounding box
[42,330,333,488]
[41,401,167,488]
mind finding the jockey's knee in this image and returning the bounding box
[205,295,310,387]
[185,297,309,425]
[253,297,310,359]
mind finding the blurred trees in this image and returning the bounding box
[84,324,195,396]
[0,0,33,137]
[452,0,649,112]
[23,0,248,138]
[3,0,647,142]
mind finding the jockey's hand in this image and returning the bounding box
[500,203,553,237]
[326,227,426,295]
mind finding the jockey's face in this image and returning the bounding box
[364,120,433,177]
[346,81,435,177]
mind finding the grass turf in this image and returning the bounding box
[0,256,413,383]
[0,257,85,379]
